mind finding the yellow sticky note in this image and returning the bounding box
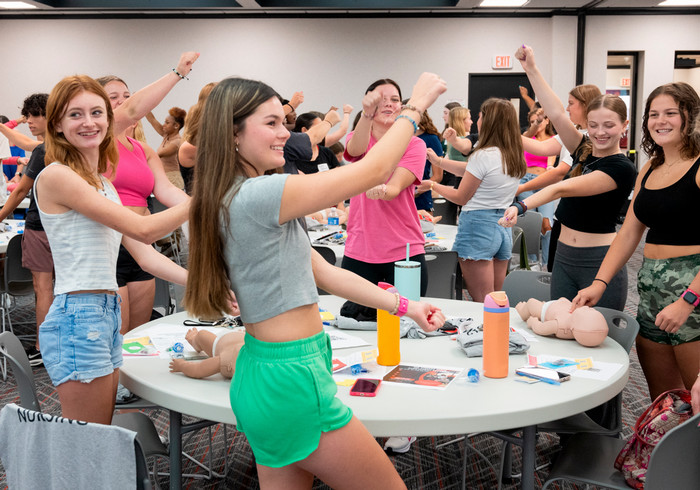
[361,349,378,363]
[575,358,593,370]
[336,379,356,387]
[320,311,335,322]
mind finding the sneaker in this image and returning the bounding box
[115,383,138,404]
[26,346,43,367]
[383,436,417,454]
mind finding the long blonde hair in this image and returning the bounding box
[183,82,217,145]
[184,78,280,319]
[448,107,471,137]
[45,75,119,189]
[473,98,526,179]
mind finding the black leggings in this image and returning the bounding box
[339,254,428,320]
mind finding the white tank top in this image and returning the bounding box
[34,163,122,294]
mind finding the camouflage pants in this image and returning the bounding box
[637,253,700,345]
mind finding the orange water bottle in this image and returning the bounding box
[483,291,510,378]
[377,282,400,366]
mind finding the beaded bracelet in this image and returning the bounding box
[172,68,189,80]
[389,293,401,315]
[396,114,418,134]
[401,103,423,115]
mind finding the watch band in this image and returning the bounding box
[396,296,409,317]
[682,288,700,307]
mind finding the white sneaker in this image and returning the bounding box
[383,436,417,453]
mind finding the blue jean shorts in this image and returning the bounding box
[39,293,122,386]
[452,208,512,261]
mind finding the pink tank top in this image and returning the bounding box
[108,137,155,207]
[524,136,549,170]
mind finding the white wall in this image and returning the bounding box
[0,16,562,145]
[1,13,698,159]
[586,14,700,162]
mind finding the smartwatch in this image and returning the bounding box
[681,288,700,307]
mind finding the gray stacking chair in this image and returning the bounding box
[424,250,459,299]
[542,412,700,490]
[502,269,551,305]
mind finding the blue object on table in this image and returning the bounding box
[170,342,184,358]
[467,368,480,383]
[350,364,368,375]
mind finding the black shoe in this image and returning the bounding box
[26,346,43,367]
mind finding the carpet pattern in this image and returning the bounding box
[0,239,651,489]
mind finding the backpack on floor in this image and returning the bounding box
[614,389,692,489]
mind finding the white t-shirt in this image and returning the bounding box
[0,133,11,160]
[463,146,521,211]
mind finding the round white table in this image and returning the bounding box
[120,296,629,490]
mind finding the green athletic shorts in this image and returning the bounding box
[637,253,700,346]
[230,330,353,467]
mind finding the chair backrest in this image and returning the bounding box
[518,211,543,263]
[502,270,551,305]
[646,412,700,490]
[424,251,459,299]
[313,246,336,266]
[0,403,150,490]
[153,278,175,317]
[4,234,33,295]
[432,198,458,225]
[593,307,640,354]
[0,331,40,411]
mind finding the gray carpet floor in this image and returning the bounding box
[0,238,651,489]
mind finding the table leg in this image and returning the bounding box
[520,425,536,490]
[169,410,182,490]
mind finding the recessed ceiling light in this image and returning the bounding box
[658,0,700,5]
[480,0,529,6]
[0,2,37,8]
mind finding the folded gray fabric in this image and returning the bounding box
[330,316,446,338]
[455,328,530,358]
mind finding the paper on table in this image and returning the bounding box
[326,330,370,350]
[535,354,623,381]
[130,323,229,359]
[511,326,539,342]
[383,363,464,390]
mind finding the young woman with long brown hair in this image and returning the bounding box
[185,73,446,488]
[427,98,526,302]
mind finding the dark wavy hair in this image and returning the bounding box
[21,93,49,118]
[642,82,700,169]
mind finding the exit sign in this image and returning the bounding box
[493,55,513,70]
[620,77,631,87]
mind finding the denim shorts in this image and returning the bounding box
[230,331,353,467]
[39,293,122,386]
[452,208,512,261]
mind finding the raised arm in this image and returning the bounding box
[430,168,481,206]
[37,164,189,244]
[427,148,466,177]
[143,143,189,207]
[500,169,617,226]
[311,249,445,332]
[521,134,563,157]
[0,124,40,152]
[519,85,537,111]
[517,164,569,194]
[345,90,382,157]
[515,45,583,154]
[280,73,446,223]
[325,104,353,147]
[306,109,341,147]
[123,236,188,286]
[145,112,165,137]
[113,51,199,135]
[444,128,473,155]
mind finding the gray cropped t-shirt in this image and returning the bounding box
[223,173,319,324]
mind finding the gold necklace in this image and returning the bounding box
[661,156,685,176]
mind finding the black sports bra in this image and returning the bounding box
[633,156,700,245]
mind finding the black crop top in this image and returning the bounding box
[555,138,637,234]
[633,156,700,245]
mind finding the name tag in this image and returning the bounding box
[318,163,330,172]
